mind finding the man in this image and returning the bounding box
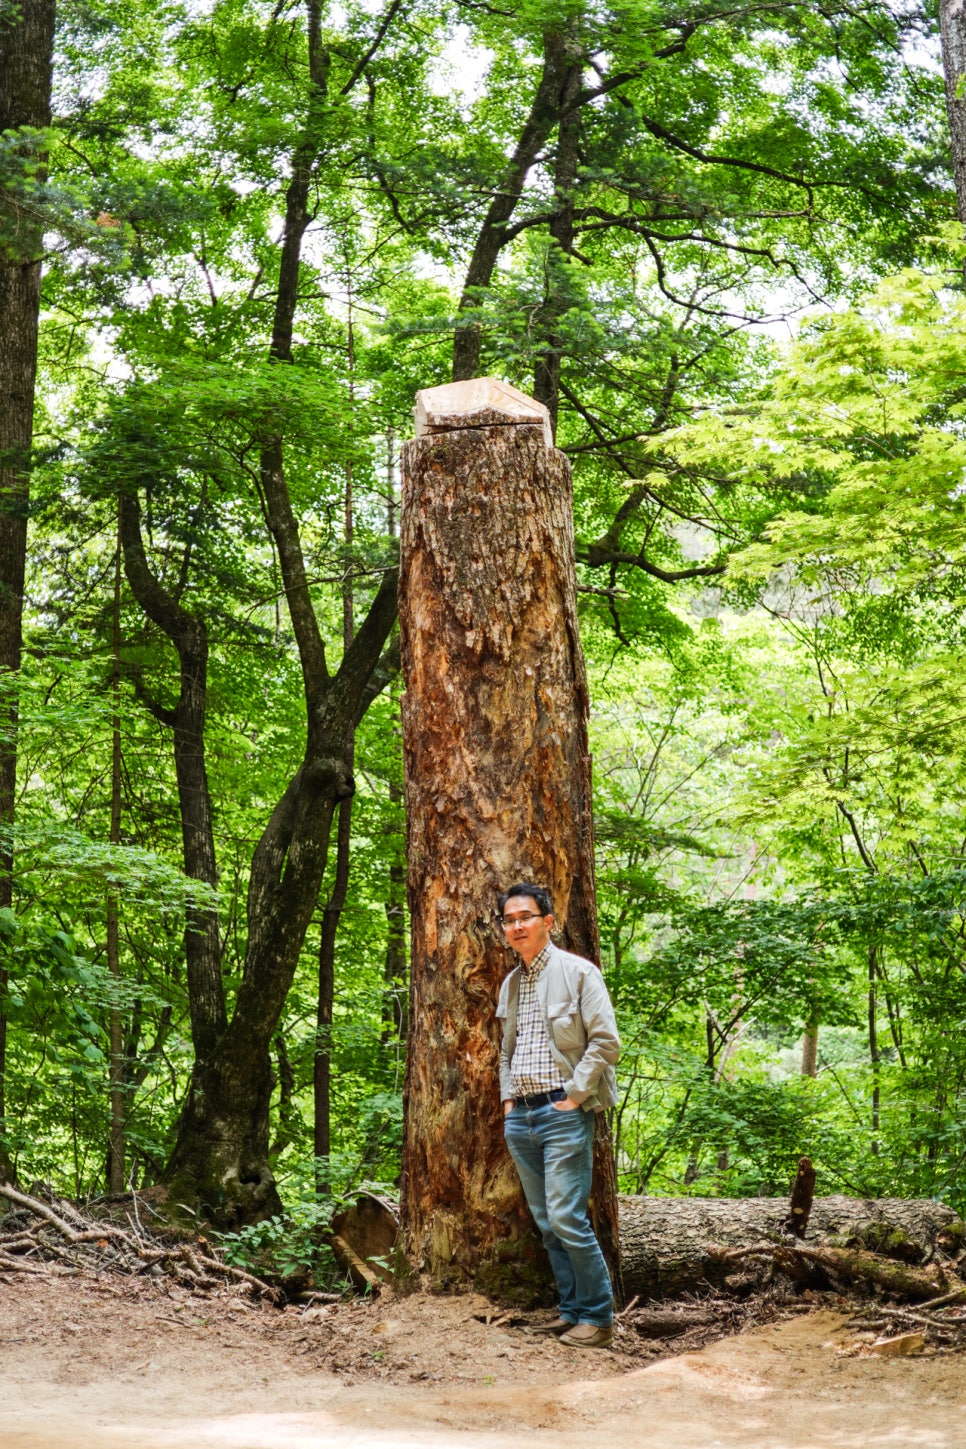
[496,882,621,1350]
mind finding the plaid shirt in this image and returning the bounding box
[510,943,566,1096]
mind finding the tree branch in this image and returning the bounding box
[340,0,407,96]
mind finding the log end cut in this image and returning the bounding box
[413,377,553,449]
[330,1193,399,1290]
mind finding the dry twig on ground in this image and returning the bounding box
[0,1181,279,1301]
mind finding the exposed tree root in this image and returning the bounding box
[0,1180,279,1300]
[710,1240,966,1303]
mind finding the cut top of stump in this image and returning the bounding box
[413,377,553,450]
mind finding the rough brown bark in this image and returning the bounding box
[0,0,56,1184]
[119,492,226,1060]
[939,0,966,226]
[397,379,618,1298]
[784,1155,816,1240]
[619,1194,965,1300]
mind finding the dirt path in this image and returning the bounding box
[0,1273,961,1448]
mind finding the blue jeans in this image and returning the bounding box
[504,1100,613,1326]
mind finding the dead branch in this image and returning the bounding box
[709,1240,966,1303]
[0,1180,278,1301]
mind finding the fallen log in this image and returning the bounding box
[618,1194,964,1300]
[710,1241,961,1303]
[332,1188,964,1303]
[618,1305,718,1338]
[330,1193,399,1291]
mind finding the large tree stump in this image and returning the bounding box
[397,377,619,1297]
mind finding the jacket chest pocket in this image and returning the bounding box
[547,998,584,1051]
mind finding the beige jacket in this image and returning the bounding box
[496,943,620,1112]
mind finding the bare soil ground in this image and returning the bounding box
[0,1271,963,1449]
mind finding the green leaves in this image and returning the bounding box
[0,909,106,1063]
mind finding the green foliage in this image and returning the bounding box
[5,0,965,1222]
[218,1156,397,1287]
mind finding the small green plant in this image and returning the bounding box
[221,1204,335,1283]
[217,1153,397,1290]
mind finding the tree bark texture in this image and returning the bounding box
[398,384,618,1297]
[784,1155,816,1239]
[619,1194,965,1300]
[0,0,56,1180]
[800,1021,819,1077]
[939,0,966,225]
[119,492,226,1060]
[106,526,126,1194]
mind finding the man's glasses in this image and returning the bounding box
[501,912,542,929]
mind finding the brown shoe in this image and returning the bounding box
[526,1317,575,1337]
[558,1322,613,1349]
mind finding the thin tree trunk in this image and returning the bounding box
[315,433,356,1195]
[398,379,619,1296]
[383,759,407,1049]
[452,29,578,382]
[939,1,966,226]
[801,1020,819,1077]
[315,793,350,1191]
[0,0,56,1185]
[119,494,226,1058]
[869,944,880,1156]
[532,63,582,439]
[382,447,406,1052]
[106,519,125,1194]
[270,1032,297,1160]
[314,892,335,1177]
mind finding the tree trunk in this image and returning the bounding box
[531,62,582,440]
[398,376,619,1299]
[314,866,336,1177]
[451,30,578,383]
[618,1194,965,1300]
[315,466,354,1192]
[119,492,226,1060]
[0,0,55,1184]
[383,451,407,1051]
[382,756,407,1050]
[160,566,398,1228]
[801,1021,819,1077]
[939,0,966,226]
[106,522,125,1194]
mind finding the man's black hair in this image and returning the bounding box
[498,882,554,918]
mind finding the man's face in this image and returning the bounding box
[501,894,553,966]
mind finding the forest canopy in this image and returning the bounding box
[2,0,966,1255]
